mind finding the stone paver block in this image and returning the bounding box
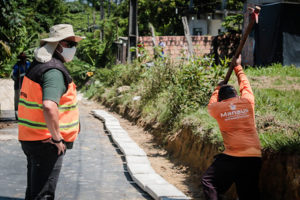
[126,156,150,165]
[120,145,146,156]
[112,135,135,146]
[93,109,190,200]
[104,117,119,123]
[110,130,129,137]
[127,163,155,176]
[92,110,119,123]
[92,110,108,116]
[109,129,128,137]
[145,184,189,200]
[131,173,168,190]
[107,127,126,132]
[118,142,147,156]
[106,124,122,129]
[106,121,121,126]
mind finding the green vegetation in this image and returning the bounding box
[245,66,300,153]
[1,0,297,153]
[76,56,300,153]
[1,0,244,77]
[0,0,68,76]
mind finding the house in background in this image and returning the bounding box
[187,0,241,36]
[243,0,300,66]
[187,11,224,36]
[186,0,300,67]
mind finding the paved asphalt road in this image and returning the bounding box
[0,90,152,200]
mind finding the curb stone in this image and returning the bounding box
[92,110,191,200]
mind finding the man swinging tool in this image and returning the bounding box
[202,55,262,200]
[201,6,262,200]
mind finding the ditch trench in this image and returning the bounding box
[102,99,300,200]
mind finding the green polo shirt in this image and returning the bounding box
[42,69,66,104]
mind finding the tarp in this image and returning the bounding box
[254,3,300,67]
[283,32,300,66]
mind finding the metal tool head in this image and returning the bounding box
[248,6,261,23]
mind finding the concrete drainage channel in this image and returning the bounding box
[92,110,191,200]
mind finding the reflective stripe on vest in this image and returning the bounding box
[18,76,79,142]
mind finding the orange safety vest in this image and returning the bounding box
[18,58,79,142]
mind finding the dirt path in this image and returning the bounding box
[84,100,204,200]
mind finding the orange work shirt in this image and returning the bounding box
[208,65,261,157]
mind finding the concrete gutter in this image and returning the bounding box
[92,110,191,200]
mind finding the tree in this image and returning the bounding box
[0,0,67,76]
[113,0,190,36]
[113,0,244,36]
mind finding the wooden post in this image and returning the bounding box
[127,0,138,63]
[182,16,194,58]
[149,23,157,56]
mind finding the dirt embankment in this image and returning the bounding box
[165,126,300,200]
[102,99,300,200]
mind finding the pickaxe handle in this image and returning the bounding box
[223,6,261,84]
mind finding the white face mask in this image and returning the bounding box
[60,46,76,62]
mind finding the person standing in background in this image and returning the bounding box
[11,52,30,119]
[158,38,166,57]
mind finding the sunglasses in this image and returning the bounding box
[60,40,78,48]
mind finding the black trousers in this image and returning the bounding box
[201,154,262,200]
[21,141,64,200]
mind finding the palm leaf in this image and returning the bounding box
[0,40,11,56]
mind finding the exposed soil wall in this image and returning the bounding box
[165,126,300,200]
[101,100,300,200]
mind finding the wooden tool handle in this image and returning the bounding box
[223,6,261,84]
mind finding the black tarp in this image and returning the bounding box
[254,3,300,67]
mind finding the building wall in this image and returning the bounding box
[187,14,224,36]
[188,17,208,36]
[138,36,213,61]
[208,19,223,36]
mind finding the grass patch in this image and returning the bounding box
[76,59,300,153]
[255,88,300,123]
[245,63,300,77]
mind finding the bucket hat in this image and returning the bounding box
[34,24,84,63]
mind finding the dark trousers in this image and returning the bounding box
[201,154,262,200]
[21,141,64,200]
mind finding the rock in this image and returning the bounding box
[132,96,141,101]
[117,86,131,95]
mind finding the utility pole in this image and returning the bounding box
[100,0,104,40]
[127,0,138,62]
